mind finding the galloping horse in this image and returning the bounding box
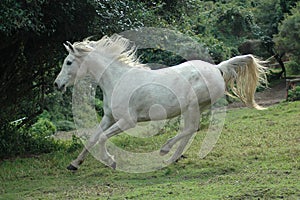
[54,34,267,170]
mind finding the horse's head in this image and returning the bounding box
[54,41,93,92]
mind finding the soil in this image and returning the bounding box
[228,80,287,109]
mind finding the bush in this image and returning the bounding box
[286,60,300,75]
[287,86,300,101]
[0,124,83,159]
[0,124,28,158]
[0,116,83,159]
[66,135,83,153]
[30,118,56,138]
[55,120,75,132]
[0,123,62,159]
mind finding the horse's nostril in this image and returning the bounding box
[54,82,65,91]
[60,84,65,91]
[54,82,59,88]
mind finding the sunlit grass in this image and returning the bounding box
[0,102,299,199]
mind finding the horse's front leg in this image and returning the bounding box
[67,116,114,171]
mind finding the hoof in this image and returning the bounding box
[110,162,117,170]
[67,164,78,171]
[174,155,188,163]
[159,149,169,156]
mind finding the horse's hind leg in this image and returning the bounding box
[159,125,197,157]
[160,107,200,157]
[166,133,195,164]
[67,116,113,170]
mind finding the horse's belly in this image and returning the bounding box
[132,87,185,121]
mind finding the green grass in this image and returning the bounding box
[1,102,299,199]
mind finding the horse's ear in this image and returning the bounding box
[63,41,80,55]
[63,43,70,52]
[66,41,75,53]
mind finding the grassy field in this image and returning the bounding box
[1,101,299,199]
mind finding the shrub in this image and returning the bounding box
[0,115,84,159]
[30,118,56,139]
[0,123,62,159]
[66,135,83,153]
[55,120,75,132]
[286,60,300,75]
[287,86,300,101]
[0,124,28,158]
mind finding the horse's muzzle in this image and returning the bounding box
[54,81,66,92]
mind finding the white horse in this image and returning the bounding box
[54,34,267,170]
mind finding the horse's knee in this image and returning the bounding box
[99,134,108,143]
[88,134,100,145]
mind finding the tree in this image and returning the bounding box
[275,2,300,73]
[0,0,155,157]
[249,0,298,78]
[0,0,149,129]
[0,0,97,127]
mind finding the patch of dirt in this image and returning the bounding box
[228,80,287,109]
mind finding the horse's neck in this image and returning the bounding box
[90,59,131,95]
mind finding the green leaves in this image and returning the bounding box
[287,86,300,101]
[0,0,46,36]
[275,2,300,67]
[92,0,151,34]
[30,118,56,139]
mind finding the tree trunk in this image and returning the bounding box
[274,53,286,79]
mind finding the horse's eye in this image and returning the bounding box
[66,61,72,65]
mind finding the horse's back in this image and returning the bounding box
[166,60,225,104]
[110,60,225,122]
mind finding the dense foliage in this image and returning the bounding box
[288,86,300,101]
[275,2,300,74]
[0,0,299,158]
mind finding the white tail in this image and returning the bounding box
[217,55,268,110]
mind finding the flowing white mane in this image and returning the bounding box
[73,34,147,69]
